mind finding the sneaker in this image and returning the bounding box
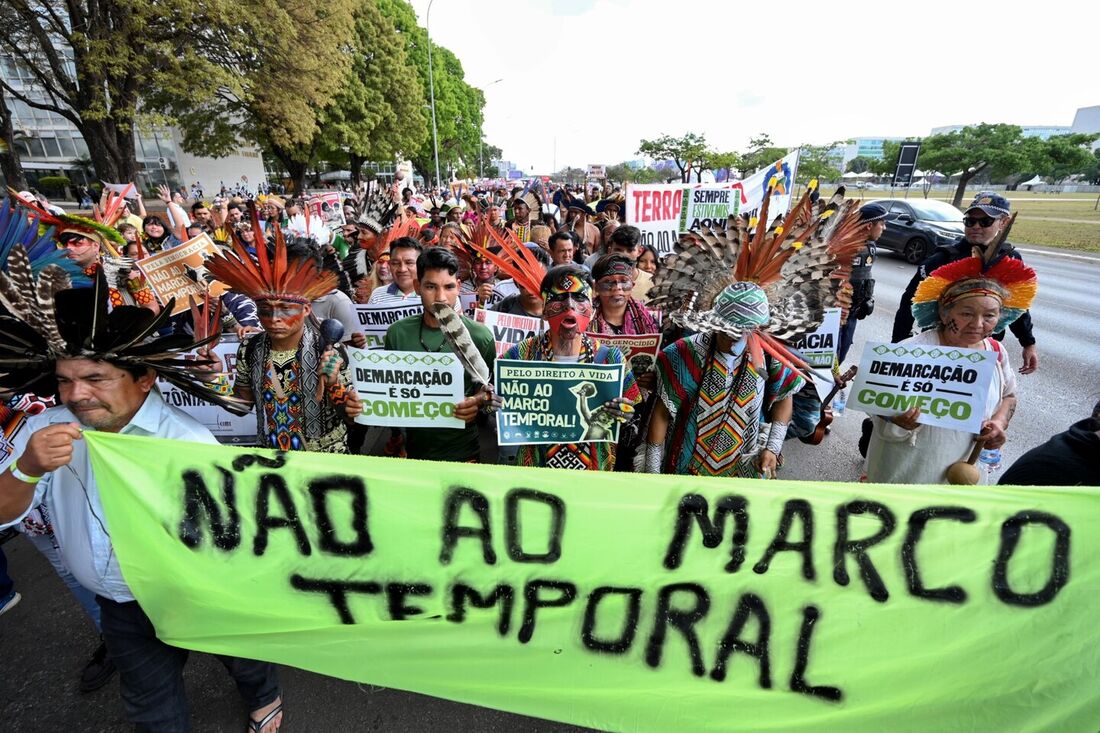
[80,640,117,693]
[0,591,20,617]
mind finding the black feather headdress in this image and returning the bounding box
[0,244,251,414]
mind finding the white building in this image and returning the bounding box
[1069,105,1100,150]
[2,54,267,197]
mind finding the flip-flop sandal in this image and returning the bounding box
[247,700,284,733]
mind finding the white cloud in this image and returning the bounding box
[412,0,1096,174]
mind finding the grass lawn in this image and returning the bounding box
[848,189,1100,252]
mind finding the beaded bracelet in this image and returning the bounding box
[204,373,233,396]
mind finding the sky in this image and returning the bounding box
[411,0,1096,175]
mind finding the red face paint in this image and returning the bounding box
[545,293,593,336]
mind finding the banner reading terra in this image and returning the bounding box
[84,433,1098,733]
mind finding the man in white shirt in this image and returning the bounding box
[0,360,284,733]
[0,255,283,733]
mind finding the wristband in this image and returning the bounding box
[765,421,788,456]
[643,443,664,474]
[9,462,42,484]
[204,373,233,396]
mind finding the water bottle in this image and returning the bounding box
[832,387,848,416]
[978,447,1002,475]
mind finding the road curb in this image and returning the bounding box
[1016,247,1100,264]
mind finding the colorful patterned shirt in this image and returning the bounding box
[656,333,804,478]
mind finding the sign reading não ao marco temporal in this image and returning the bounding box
[85,432,1099,733]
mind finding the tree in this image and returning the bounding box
[554,167,585,186]
[632,167,664,184]
[156,0,357,192]
[0,0,312,184]
[377,0,485,189]
[869,142,901,178]
[796,141,847,185]
[604,163,634,184]
[1034,133,1100,183]
[637,132,709,182]
[702,150,741,182]
[315,0,428,187]
[739,134,789,176]
[846,156,873,174]
[0,90,27,190]
[918,124,1033,207]
[1081,149,1100,186]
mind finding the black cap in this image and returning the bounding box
[858,204,888,223]
[965,193,1011,217]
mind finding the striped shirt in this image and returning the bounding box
[367,283,422,306]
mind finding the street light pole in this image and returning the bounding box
[427,0,441,192]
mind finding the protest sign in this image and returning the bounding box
[354,302,423,349]
[790,308,840,370]
[348,348,464,429]
[789,308,841,401]
[625,182,687,256]
[625,151,801,257]
[136,233,226,315]
[306,192,345,228]
[494,359,624,446]
[850,341,996,433]
[101,181,137,199]
[155,336,257,444]
[86,431,1100,733]
[587,332,661,376]
[474,309,545,356]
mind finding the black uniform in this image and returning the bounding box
[891,237,1035,347]
[837,239,876,362]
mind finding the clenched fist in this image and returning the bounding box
[17,423,83,476]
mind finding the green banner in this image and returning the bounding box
[85,432,1099,732]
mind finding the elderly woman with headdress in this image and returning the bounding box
[864,257,1037,484]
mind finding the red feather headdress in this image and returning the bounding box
[204,207,337,303]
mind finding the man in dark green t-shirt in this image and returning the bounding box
[384,247,496,462]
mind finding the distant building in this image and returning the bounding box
[1069,105,1100,150]
[491,159,519,177]
[2,54,267,196]
[829,137,906,169]
[930,124,1071,140]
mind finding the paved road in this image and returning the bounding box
[2,247,1097,732]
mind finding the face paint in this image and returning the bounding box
[544,291,593,336]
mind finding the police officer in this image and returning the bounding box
[838,203,887,362]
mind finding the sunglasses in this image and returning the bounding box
[963,215,997,228]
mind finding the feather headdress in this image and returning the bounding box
[0,250,250,413]
[462,221,545,296]
[356,180,400,235]
[0,196,87,284]
[649,181,870,375]
[204,214,338,304]
[911,256,1037,333]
